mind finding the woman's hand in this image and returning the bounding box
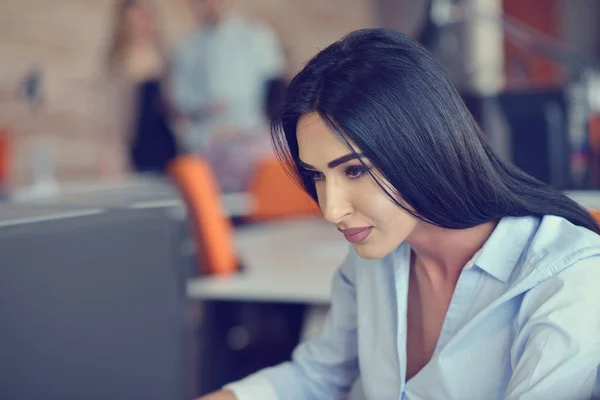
[197,389,237,400]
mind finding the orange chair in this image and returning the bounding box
[168,155,239,276]
[591,210,600,224]
[247,157,321,222]
[0,128,9,187]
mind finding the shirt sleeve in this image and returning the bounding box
[224,247,360,400]
[506,255,600,400]
[169,40,208,114]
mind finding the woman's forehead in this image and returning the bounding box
[297,113,360,151]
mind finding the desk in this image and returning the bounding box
[188,217,348,304]
[9,175,253,218]
[0,203,105,228]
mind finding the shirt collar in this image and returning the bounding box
[471,216,539,283]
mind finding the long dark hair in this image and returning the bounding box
[271,28,600,233]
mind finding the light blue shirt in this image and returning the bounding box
[227,215,600,400]
[171,14,285,153]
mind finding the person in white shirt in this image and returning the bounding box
[199,29,600,400]
[170,0,286,188]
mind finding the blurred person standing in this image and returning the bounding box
[101,0,179,175]
[170,0,286,192]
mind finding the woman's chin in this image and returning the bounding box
[352,242,396,260]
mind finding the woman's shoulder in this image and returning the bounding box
[500,215,600,306]
[524,214,600,275]
[467,215,599,296]
[511,216,600,342]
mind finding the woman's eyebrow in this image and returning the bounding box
[298,153,365,170]
[327,153,364,168]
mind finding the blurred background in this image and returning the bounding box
[0,0,374,192]
[1,1,600,399]
[0,0,599,192]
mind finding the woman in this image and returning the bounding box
[201,29,600,400]
[102,0,178,175]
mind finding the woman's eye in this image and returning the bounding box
[300,168,325,182]
[345,166,368,179]
[309,171,325,181]
[313,172,325,181]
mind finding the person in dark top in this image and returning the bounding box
[102,0,178,175]
[130,78,178,172]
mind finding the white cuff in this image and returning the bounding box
[224,374,278,400]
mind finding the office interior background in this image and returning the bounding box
[1,0,600,399]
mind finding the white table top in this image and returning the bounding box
[187,217,349,304]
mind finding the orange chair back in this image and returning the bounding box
[247,157,320,222]
[168,155,238,276]
[591,210,600,225]
[0,128,9,185]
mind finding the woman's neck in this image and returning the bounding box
[406,220,498,284]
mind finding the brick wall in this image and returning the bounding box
[0,0,373,187]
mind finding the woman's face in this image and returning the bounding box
[124,4,154,42]
[296,112,418,259]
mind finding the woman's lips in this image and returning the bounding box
[339,227,373,243]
